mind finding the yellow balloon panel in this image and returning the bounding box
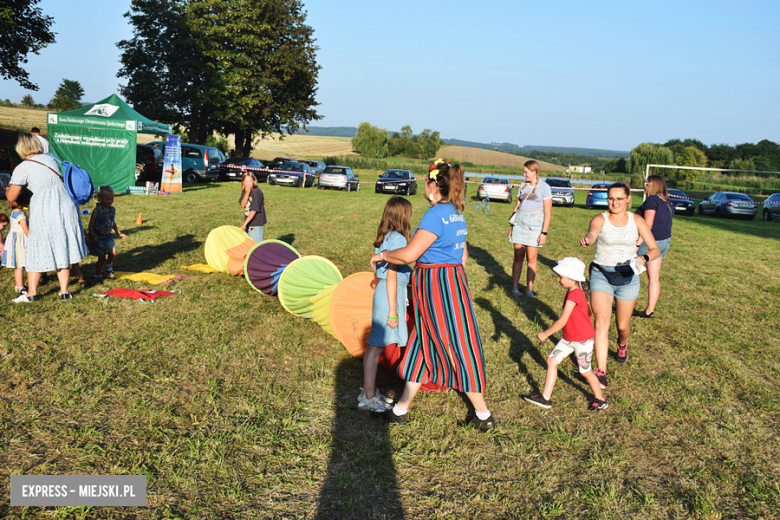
[205,226,249,273]
[311,285,337,338]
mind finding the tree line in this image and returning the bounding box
[351,122,443,159]
[629,138,780,182]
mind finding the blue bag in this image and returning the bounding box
[52,156,95,206]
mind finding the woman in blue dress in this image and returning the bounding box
[6,133,88,302]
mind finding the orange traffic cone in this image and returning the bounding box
[135,213,143,225]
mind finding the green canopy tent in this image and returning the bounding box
[47,94,172,192]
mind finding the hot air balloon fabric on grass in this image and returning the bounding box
[205,226,254,273]
[278,256,342,319]
[244,240,301,295]
[203,229,443,391]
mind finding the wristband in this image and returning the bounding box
[541,231,547,235]
[642,254,649,263]
[388,315,398,319]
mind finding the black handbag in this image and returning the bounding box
[590,262,634,286]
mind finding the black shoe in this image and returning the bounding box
[60,291,73,301]
[371,408,408,424]
[524,393,552,409]
[588,398,608,411]
[594,368,608,389]
[633,310,654,319]
[466,413,497,432]
[616,341,628,363]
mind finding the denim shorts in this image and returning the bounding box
[247,226,264,243]
[510,211,544,247]
[589,263,640,301]
[638,237,670,260]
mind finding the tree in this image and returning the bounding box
[118,0,321,153]
[674,146,707,181]
[48,78,84,110]
[0,0,56,91]
[21,94,34,106]
[729,158,755,176]
[351,122,387,158]
[628,142,674,177]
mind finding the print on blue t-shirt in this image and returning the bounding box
[416,202,467,264]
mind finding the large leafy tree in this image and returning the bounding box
[117,0,320,152]
[628,142,674,177]
[352,122,388,158]
[0,0,55,91]
[48,78,84,110]
[674,146,708,181]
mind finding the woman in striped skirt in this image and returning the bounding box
[369,160,496,431]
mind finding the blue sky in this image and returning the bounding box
[2,0,778,151]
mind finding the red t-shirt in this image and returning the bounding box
[562,288,595,342]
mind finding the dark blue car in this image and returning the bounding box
[375,169,417,196]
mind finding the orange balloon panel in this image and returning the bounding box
[329,272,379,358]
[225,238,257,276]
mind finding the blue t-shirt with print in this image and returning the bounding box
[416,202,467,264]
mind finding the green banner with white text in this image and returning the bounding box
[48,124,135,193]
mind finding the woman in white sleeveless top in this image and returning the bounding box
[578,182,659,389]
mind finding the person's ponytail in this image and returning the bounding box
[447,164,466,213]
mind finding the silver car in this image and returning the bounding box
[762,193,780,221]
[318,165,360,192]
[477,177,513,202]
[545,177,575,207]
[699,192,757,220]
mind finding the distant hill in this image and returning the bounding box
[300,126,629,158]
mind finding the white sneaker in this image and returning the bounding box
[525,290,535,298]
[511,288,522,296]
[12,294,39,303]
[357,388,393,412]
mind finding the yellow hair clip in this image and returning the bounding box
[429,168,440,180]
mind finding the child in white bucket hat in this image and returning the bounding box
[524,257,607,411]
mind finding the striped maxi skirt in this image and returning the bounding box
[397,262,486,393]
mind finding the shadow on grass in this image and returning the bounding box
[117,234,200,271]
[316,358,403,519]
[277,233,296,245]
[687,213,779,240]
[474,297,591,400]
[468,244,558,323]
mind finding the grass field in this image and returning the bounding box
[1,172,778,519]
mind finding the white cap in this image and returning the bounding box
[552,257,586,282]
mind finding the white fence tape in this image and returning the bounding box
[220,163,773,205]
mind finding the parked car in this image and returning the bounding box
[375,169,417,196]
[318,166,360,191]
[586,183,611,209]
[699,192,757,220]
[667,189,696,216]
[266,157,297,170]
[268,162,316,187]
[147,141,220,183]
[762,193,780,221]
[135,144,158,182]
[219,157,266,182]
[545,177,575,207]
[476,177,512,202]
[302,160,326,177]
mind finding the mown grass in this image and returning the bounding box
[1,171,778,520]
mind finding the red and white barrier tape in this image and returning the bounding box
[221,164,773,205]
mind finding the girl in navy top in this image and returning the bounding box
[369,160,495,432]
[634,175,674,319]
